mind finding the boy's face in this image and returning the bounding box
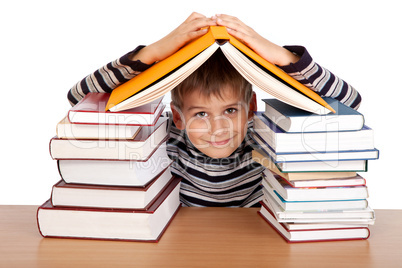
[171,86,256,159]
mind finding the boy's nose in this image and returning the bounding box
[209,116,230,136]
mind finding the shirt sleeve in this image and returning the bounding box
[279,46,361,109]
[67,46,153,106]
[68,45,362,110]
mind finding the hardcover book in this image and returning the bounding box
[68,93,164,125]
[261,186,368,212]
[251,149,358,181]
[258,201,370,243]
[105,26,334,114]
[262,195,375,223]
[56,116,141,140]
[37,177,181,242]
[58,145,172,186]
[51,166,173,210]
[49,117,168,160]
[262,169,369,201]
[263,97,365,133]
[251,134,379,163]
[253,112,375,153]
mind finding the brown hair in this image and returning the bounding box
[171,50,253,109]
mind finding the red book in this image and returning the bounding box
[258,201,370,243]
[57,145,172,186]
[68,93,165,126]
[37,177,181,242]
[51,165,173,210]
[49,117,168,161]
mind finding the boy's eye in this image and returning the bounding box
[225,108,237,114]
[195,112,208,118]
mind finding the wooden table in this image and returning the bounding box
[1,206,401,267]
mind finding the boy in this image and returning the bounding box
[67,13,361,207]
[167,49,264,207]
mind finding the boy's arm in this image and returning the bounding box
[67,12,217,106]
[67,46,152,106]
[215,14,362,109]
[279,46,361,109]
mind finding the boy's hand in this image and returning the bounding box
[131,12,217,64]
[214,14,299,66]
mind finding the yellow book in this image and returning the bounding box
[251,149,356,182]
[105,26,335,114]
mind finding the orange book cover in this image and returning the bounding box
[226,35,334,113]
[105,27,225,111]
[105,26,334,113]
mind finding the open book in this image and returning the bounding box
[105,26,335,115]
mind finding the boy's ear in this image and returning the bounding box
[248,91,257,120]
[170,102,186,130]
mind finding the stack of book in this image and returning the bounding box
[37,93,181,242]
[252,97,379,243]
[35,26,373,243]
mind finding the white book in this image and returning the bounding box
[263,169,369,201]
[37,178,181,242]
[259,202,370,242]
[261,184,368,212]
[56,116,142,140]
[253,112,375,153]
[58,144,172,186]
[262,194,375,223]
[51,167,173,210]
[50,117,168,161]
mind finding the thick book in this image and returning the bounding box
[252,140,369,173]
[263,169,369,202]
[263,98,365,133]
[262,195,375,223]
[251,149,358,182]
[258,201,370,243]
[51,166,173,210]
[261,186,368,212]
[277,173,366,189]
[275,159,367,173]
[56,116,142,140]
[281,220,370,231]
[58,145,172,186]
[105,26,334,115]
[272,158,367,173]
[68,93,165,126]
[37,177,181,242]
[251,134,379,163]
[264,170,366,192]
[49,117,168,160]
[252,139,370,172]
[284,177,366,188]
[253,112,375,153]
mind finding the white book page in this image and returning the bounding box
[220,42,331,115]
[111,43,220,111]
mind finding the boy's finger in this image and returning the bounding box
[185,12,206,22]
[216,14,246,26]
[187,17,217,32]
[216,16,247,33]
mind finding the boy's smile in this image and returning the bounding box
[171,86,253,159]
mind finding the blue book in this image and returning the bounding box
[251,131,379,163]
[253,112,375,154]
[263,98,365,133]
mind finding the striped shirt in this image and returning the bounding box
[67,46,151,106]
[67,45,362,207]
[166,117,264,207]
[281,46,361,109]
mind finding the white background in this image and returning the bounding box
[1,0,400,208]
